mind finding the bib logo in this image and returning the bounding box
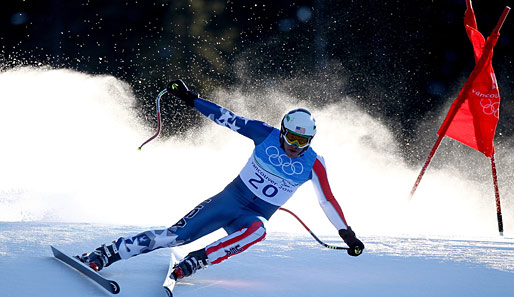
[265,146,304,175]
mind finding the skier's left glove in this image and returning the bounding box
[339,226,364,256]
[167,79,199,108]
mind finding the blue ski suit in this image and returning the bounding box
[114,98,349,265]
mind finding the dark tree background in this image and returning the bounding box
[1,0,512,163]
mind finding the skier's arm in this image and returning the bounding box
[193,98,272,144]
[167,79,272,144]
[311,156,365,256]
[311,156,349,230]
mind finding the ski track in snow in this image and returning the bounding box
[1,222,514,297]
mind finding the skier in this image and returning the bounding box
[77,79,365,281]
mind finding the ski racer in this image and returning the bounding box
[77,79,365,281]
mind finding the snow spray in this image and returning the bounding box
[0,67,512,238]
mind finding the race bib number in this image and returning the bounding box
[239,157,299,206]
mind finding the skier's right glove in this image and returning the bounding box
[167,79,199,108]
[339,226,364,257]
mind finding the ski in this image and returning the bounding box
[51,246,120,294]
[162,248,179,296]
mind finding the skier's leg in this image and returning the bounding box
[172,215,267,279]
[206,216,267,264]
[77,185,243,271]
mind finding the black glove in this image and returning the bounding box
[339,226,364,256]
[166,79,199,107]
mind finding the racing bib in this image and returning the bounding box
[239,129,317,206]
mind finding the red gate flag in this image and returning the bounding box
[409,3,510,202]
[437,6,501,157]
[409,1,510,235]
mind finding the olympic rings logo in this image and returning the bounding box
[265,146,304,175]
[480,99,499,119]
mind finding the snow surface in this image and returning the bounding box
[1,222,514,297]
[1,68,514,296]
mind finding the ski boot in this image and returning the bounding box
[76,242,121,272]
[172,248,210,280]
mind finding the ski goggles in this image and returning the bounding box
[283,130,312,148]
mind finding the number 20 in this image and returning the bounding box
[248,173,279,198]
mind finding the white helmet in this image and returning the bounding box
[280,108,316,148]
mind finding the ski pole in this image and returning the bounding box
[279,207,348,250]
[138,89,168,150]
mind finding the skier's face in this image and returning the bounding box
[283,141,303,158]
